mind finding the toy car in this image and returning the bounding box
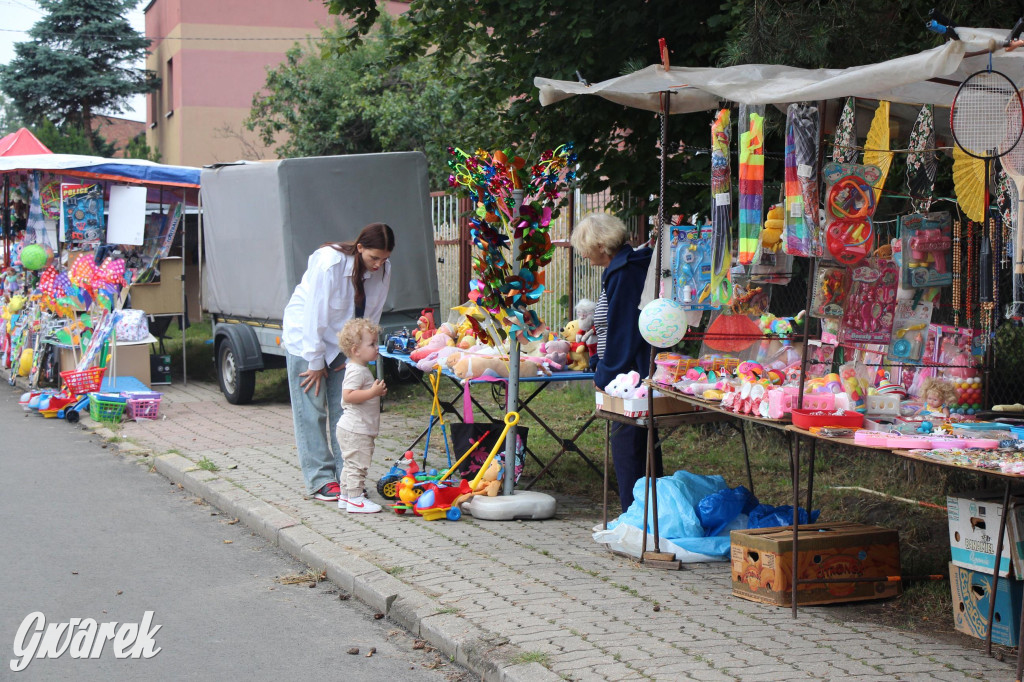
[385,328,416,354]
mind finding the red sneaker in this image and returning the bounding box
[312,482,341,501]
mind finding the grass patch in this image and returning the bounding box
[196,456,219,472]
[275,568,326,586]
[512,651,550,667]
[385,566,408,576]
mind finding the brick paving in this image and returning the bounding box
[96,380,1015,681]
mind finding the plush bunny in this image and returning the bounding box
[605,371,641,398]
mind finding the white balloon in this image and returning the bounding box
[638,298,688,348]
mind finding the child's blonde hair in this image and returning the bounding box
[337,317,382,355]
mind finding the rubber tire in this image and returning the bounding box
[376,474,402,501]
[218,338,256,405]
[446,506,462,521]
[65,410,79,424]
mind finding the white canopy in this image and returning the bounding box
[535,28,1024,113]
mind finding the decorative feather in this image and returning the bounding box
[862,101,893,204]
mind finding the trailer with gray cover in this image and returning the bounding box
[200,152,440,404]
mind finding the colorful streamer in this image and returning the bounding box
[783,103,819,257]
[709,108,732,306]
[737,105,765,265]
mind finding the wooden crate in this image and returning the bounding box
[730,522,901,606]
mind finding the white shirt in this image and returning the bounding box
[281,247,391,370]
[338,362,380,436]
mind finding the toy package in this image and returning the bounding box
[887,300,933,363]
[900,212,952,288]
[822,162,882,266]
[671,225,715,310]
[782,103,820,257]
[839,258,899,346]
[810,265,849,318]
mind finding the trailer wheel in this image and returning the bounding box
[218,338,255,405]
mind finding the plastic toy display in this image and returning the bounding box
[671,224,715,310]
[839,259,899,346]
[900,212,952,287]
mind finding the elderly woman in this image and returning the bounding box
[571,212,662,512]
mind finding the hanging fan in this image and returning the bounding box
[953,145,986,222]
[832,97,859,164]
[906,105,936,210]
[862,101,893,204]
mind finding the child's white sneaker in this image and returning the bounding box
[346,496,382,514]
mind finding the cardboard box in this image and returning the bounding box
[594,390,693,418]
[112,340,152,387]
[947,491,1024,578]
[129,257,184,315]
[949,562,1022,647]
[730,522,902,607]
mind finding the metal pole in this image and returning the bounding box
[502,189,525,496]
[181,197,188,386]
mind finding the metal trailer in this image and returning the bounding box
[200,152,440,403]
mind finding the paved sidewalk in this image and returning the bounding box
[79,380,1014,681]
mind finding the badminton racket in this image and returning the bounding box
[950,66,1024,303]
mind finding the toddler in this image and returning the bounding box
[336,318,388,513]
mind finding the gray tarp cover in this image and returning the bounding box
[200,152,439,322]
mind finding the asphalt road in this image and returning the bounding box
[0,387,466,681]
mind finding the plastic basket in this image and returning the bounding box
[126,393,163,421]
[60,367,106,396]
[791,408,864,430]
[89,393,127,423]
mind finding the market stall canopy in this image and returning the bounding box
[535,28,1024,113]
[0,127,52,156]
[0,153,200,188]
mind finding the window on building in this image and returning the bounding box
[165,57,174,118]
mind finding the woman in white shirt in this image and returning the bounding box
[281,223,394,501]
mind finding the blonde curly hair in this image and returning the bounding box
[337,317,381,355]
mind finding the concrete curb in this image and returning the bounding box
[142,448,534,681]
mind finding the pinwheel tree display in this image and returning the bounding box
[447,144,577,344]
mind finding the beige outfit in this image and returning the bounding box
[337,362,380,497]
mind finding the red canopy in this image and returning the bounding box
[0,127,52,156]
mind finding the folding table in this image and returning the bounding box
[377,347,602,483]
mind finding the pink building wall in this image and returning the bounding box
[145,0,408,165]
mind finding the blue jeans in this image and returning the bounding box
[610,422,663,513]
[286,351,346,495]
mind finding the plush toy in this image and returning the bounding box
[574,299,598,357]
[566,345,589,372]
[761,204,784,252]
[539,339,570,369]
[409,326,454,361]
[414,309,438,345]
[605,371,647,399]
[450,353,541,380]
[562,319,580,344]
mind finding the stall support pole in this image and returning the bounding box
[791,432,801,619]
[502,189,525,496]
[602,419,610,529]
[181,195,189,386]
[985,480,1012,655]
[2,175,9,267]
[640,92,675,568]
[194,188,204,387]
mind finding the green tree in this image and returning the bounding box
[320,0,734,216]
[31,119,115,156]
[247,13,505,189]
[0,0,158,152]
[322,0,1023,216]
[124,133,162,162]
